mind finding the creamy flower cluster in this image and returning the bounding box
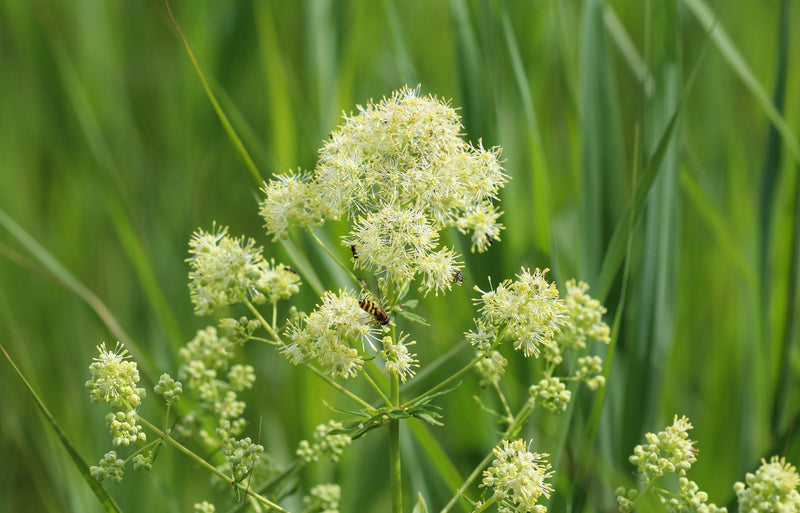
[281,289,377,378]
[187,224,300,316]
[86,342,147,448]
[260,86,507,296]
[616,415,726,513]
[468,268,567,358]
[735,456,800,513]
[481,439,554,513]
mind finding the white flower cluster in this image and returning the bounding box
[261,86,508,296]
[187,224,300,315]
[481,439,554,513]
[616,416,726,513]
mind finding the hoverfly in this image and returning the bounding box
[357,275,389,325]
[350,245,359,260]
[358,298,390,325]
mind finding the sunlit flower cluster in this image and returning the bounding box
[282,289,379,378]
[261,86,507,295]
[630,415,697,477]
[616,415,725,513]
[468,268,567,358]
[187,224,300,315]
[86,342,147,451]
[481,439,554,513]
[86,342,146,410]
[734,456,800,513]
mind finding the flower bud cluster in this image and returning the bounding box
[296,421,352,463]
[86,342,147,454]
[154,373,183,405]
[261,86,507,296]
[89,450,125,484]
[220,435,264,482]
[734,456,800,513]
[86,342,146,410]
[556,280,611,349]
[530,377,571,414]
[616,416,725,513]
[187,224,300,316]
[468,268,567,358]
[303,483,341,513]
[475,350,507,387]
[194,501,216,513]
[574,356,605,390]
[179,327,255,439]
[631,415,697,477]
[282,289,378,378]
[218,316,262,345]
[481,439,554,513]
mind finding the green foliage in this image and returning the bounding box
[1,1,799,512]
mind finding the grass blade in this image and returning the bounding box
[163,0,263,187]
[681,0,800,164]
[1,344,123,513]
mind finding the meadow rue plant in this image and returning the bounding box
[85,86,614,512]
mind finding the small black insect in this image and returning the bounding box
[350,245,359,260]
[452,269,464,284]
[282,266,298,274]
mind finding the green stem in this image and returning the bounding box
[404,327,508,408]
[304,363,374,410]
[362,364,393,407]
[440,397,538,511]
[138,416,287,512]
[307,228,360,284]
[440,449,495,513]
[389,373,402,513]
[469,494,498,513]
[403,349,487,408]
[244,299,281,344]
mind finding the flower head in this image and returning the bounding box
[630,415,697,478]
[86,342,146,410]
[735,456,800,513]
[187,225,300,315]
[261,86,507,296]
[555,280,610,350]
[90,451,125,484]
[482,439,554,513]
[468,268,567,357]
[281,289,378,378]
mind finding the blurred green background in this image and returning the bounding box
[1,0,799,511]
